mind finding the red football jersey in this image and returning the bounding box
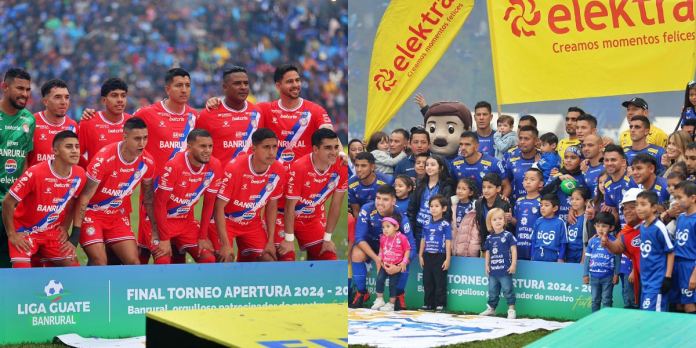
[9,161,86,233]
[158,152,223,220]
[78,111,132,167]
[85,142,155,215]
[196,99,263,164]
[133,101,198,175]
[28,112,78,167]
[258,98,332,167]
[286,154,348,221]
[217,154,286,231]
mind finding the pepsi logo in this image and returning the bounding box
[5,159,17,174]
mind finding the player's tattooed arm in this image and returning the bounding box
[262,199,279,261]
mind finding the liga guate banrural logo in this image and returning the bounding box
[17,280,92,326]
[504,0,694,37]
[504,0,541,37]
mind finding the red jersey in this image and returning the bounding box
[85,142,155,215]
[133,101,198,175]
[286,154,348,221]
[258,98,332,167]
[217,154,286,231]
[78,111,132,167]
[158,152,223,220]
[28,112,78,167]
[619,224,642,303]
[9,161,86,233]
[196,99,263,163]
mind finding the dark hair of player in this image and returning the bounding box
[3,67,30,83]
[474,101,492,113]
[165,68,191,85]
[637,190,659,206]
[101,78,128,97]
[567,106,585,115]
[632,153,657,169]
[577,114,598,128]
[273,64,300,83]
[124,117,147,131]
[311,128,338,147]
[251,128,278,145]
[222,65,247,80]
[519,114,537,127]
[460,131,478,143]
[186,128,212,143]
[410,126,430,142]
[630,115,650,129]
[376,184,396,197]
[603,144,626,158]
[355,152,376,164]
[52,130,78,148]
[40,79,68,98]
[518,125,539,138]
[541,193,560,207]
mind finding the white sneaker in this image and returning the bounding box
[371,298,386,310]
[479,305,496,316]
[507,309,516,319]
[379,302,395,312]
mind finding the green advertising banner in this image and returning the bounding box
[0,261,347,344]
[364,258,623,321]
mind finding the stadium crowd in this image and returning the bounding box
[0,0,348,141]
[348,82,696,316]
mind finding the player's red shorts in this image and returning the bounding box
[232,222,268,262]
[295,217,336,261]
[80,211,135,247]
[9,229,76,266]
[139,218,199,252]
[274,211,295,261]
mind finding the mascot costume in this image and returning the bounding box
[423,101,472,159]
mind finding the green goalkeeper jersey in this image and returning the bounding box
[0,108,35,211]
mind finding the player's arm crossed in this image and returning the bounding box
[71,178,100,244]
[213,196,234,262]
[141,178,166,259]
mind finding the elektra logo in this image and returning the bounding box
[503,0,694,36]
[504,0,541,37]
[373,69,397,92]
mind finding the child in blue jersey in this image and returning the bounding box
[394,175,414,214]
[536,133,561,182]
[418,194,452,312]
[531,194,568,262]
[542,145,586,221]
[512,168,544,260]
[672,181,696,313]
[635,191,674,312]
[583,212,620,312]
[566,187,591,263]
[480,208,518,319]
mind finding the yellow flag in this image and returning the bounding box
[364,0,475,138]
[488,0,696,105]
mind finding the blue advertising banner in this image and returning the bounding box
[0,261,347,344]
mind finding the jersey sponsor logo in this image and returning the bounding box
[537,231,556,245]
[22,123,30,133]
[160,140,182,149]
[280,149,295,162]
[37,153,54,162]
[640,240,652,258]
[5,159,18,174]
[37,204,57,213]
[676,229,689,247]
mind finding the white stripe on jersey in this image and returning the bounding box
[655,219,674,249]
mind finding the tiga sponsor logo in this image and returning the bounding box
[504,0,695,37]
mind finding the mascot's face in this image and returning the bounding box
[426,115,466,157]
